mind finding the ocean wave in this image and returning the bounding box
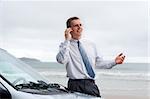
[96,70,150,81]
[39,71,66,76]
[39,70,150,81]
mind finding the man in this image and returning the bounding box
[56,17,125,97]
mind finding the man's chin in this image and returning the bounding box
[73,36,81,40]
[77,36,81,40]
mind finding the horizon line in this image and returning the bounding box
[18,56,150,63]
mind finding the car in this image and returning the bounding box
[0,48,102,99]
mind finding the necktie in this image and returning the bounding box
[77,41,95,78]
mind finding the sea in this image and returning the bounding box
[26,62,150,98]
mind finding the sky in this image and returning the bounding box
[0,0,149,63]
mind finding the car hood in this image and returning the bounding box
[32,92,101,99]
[14,90,102,99]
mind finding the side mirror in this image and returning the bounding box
[0,86,12,99]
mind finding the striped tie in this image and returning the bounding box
[77,41,95,78]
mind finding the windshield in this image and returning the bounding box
[0,48,49,86]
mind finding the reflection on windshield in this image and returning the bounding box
[0,48,48,86]
[0,61,36,84]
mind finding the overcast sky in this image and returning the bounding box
[0,0,149,62]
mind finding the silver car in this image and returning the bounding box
[0,48,102,99]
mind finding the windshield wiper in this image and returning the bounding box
[15,80,69,93]
[38,80,69,90]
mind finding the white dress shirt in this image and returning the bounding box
[56,39,116,79]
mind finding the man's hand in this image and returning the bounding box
[115,53,125,64]
[64,28,72,40]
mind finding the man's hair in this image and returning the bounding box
[66,17,80,28]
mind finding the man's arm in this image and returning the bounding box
[95,56,116,69]
[56,28,72,64]
[95,53,125,69]
[56,40,70,64]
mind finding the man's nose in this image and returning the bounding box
[78,25,82,29]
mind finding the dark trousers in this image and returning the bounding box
[68,79,101,97]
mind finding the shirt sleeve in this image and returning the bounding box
[56,40,70,64]
[95,56,117,69]
[93,44,117,69]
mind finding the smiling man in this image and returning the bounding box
[56,16,125,97]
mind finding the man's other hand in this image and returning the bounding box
[115,53,125,64]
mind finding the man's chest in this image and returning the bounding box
[69,44,96,60]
